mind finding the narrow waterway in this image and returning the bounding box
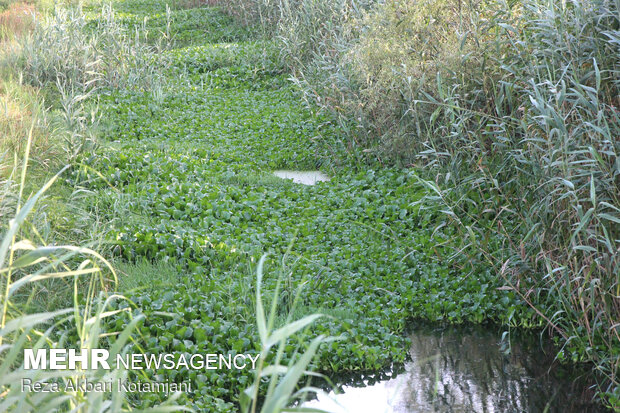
[304,324,604,412]
[63,1,613,410]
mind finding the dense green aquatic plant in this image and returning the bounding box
[0,134,187,412]
[60,2,536,410]
[213,0,619,406]
[3,0,614,409]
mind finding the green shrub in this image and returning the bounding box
[16,4,166,92]
[337,0,499,157]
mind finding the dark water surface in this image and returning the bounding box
[303,324,605,413]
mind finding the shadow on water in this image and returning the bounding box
[303,323,606,413]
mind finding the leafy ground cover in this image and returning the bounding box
[54,0,545,410]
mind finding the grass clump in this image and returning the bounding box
[0,130,187,411]
[114,258,180,291]
[0,2,36,40]
[0,80,61,172]
[15,4,167,92]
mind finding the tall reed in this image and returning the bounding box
[240,254,335,413]
[217,0,619,406]
[2,3,172,162]
[0,130,187,411]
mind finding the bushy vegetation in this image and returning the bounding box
[0,129,185,411]
[214,0,620,406]
[63,2,534,408]
[1,0,617,411]
[1,1,343,411]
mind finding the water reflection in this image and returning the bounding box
[304,325,603,413]
[272,170,330,185]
